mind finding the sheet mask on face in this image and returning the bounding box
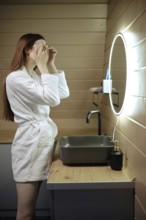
[29,40,47,60]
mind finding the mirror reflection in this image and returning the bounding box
[109,33,127,115]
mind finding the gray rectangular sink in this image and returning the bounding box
[58,135,114,165]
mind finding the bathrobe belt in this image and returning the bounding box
[18,118,52,127]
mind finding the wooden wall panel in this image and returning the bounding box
[0,57,104,70]
[0,0,109,4]
[107,0,131,32]
[50,109,97,119]
[135,198,146,220]
[124,96,146,127]
[117,117,146,156]
[107,0,118,17]
[52,100,95,111]
[125,11,146,47]
[67,80,102,90]
[0,32,106,45]
[65,69,103,80]
[0,4,107,141]
[105,0,146,49]
[135,181,146,212]
[0,19,106,32]
[103,0,146,218]
[130,69,146,97]
[0,45,105,58]
[0,5,107,19]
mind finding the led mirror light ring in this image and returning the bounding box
[109,33,128,115]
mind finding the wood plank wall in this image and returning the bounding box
[102,0,146,219]
[0,4,107,141]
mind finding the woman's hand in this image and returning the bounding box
[29,40,58,74]
[48,47,57,65]
[47,47,58,73]
[30,43,49,74]
[35,45,48,67]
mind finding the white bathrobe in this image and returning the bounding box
[6,66,69,182]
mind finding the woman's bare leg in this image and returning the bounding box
[16,181,42,220]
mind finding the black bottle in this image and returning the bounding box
[110,147,123,171]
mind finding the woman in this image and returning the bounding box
[3,33,69,220]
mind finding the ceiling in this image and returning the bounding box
[0,0,109,5]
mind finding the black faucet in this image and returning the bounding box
[86,110,101,135]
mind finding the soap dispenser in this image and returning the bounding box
[110,140,123,171]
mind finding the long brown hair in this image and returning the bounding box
[3,33,45,121]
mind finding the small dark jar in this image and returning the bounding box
[110,149,123,171]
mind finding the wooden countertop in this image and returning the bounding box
[47,143,135,190]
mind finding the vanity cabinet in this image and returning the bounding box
[49,187,134,220]
[47,147,135,220]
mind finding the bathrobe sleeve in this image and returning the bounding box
[6,70,69,107]
[41,71,69,102]
[53,71,70,99]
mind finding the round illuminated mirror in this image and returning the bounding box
[109,33,127,115]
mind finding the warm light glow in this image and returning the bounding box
[122,31,137,115]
